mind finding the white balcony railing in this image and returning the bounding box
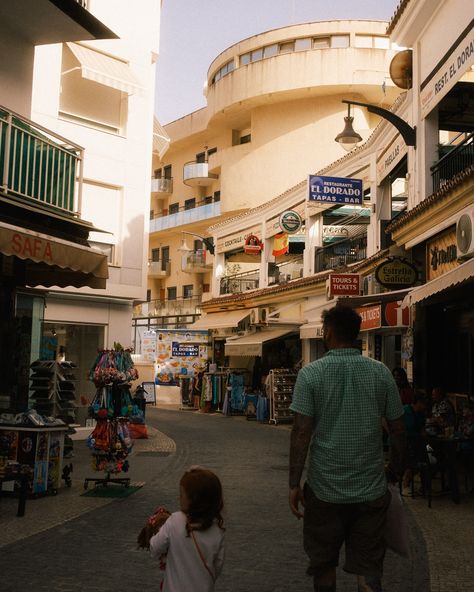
[150,201,221,232]
[151,177,173,194]
[183,161,218,187]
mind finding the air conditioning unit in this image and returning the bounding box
[456,207,474,259]
[249,307,269,325]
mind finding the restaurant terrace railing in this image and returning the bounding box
[431,132,474,192]
[0,106,84,215]
[133,296,203,318]
[220,269,259,295]
[314,235,367,272]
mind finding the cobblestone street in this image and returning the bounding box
[2,406,471,591]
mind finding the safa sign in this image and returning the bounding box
[308,175,363,205]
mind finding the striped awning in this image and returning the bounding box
[65,42,144,95]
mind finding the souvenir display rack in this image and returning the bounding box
[84,347,138,489]
[29,360,78,424]
[268,368,297,424]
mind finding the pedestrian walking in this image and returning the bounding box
[288,305,406,592]
[150,466,225,592]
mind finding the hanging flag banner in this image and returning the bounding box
[308,175,363,205]
[272,232,288,256]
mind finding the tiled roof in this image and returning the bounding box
[386,165,474,233]
[386,0,412,35]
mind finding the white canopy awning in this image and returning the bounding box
[190,310,250,330]
[225,329,295,357]
[65,43,144,95]
[300,323,324,339]
[402,258,474,307]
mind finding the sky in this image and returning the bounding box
[155,0,401,125]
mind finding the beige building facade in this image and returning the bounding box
[141,20,401,350]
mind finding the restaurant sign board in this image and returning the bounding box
[308,175,363,205]
[328,273,360,297]
[375,257,417,290]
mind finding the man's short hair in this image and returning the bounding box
[322,305,361,343]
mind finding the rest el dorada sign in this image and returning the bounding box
[308,175,363,205]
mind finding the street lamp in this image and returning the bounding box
[335,99,416,149]
[334,103,363,152]
[178,231,215,255]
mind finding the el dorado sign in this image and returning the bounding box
[375,257,417,290]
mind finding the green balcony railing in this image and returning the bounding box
[0,106,84,215]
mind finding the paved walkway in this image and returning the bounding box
[0,407,471,591]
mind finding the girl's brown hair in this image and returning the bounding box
[180,467,224,533]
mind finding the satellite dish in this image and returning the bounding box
[389,49,413,89]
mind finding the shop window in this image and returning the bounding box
[331,35,350,48]
[313,36,330,49]
[167,286,177,300]
[184,198,196,210]
[183,284,193,298]
[169,203,179,215]
[295,38,312,51]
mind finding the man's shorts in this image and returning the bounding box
[303,483,391,578]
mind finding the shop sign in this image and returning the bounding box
[243,235,263,255]
[265,202,305,238]
[383,301,409,327]
[279,210,303,234]
[308,175,363,205]
[323,226,349,239]
[427,229,459,280]
[357,305,382,331]
[216,224,261,254]
[375,257,417,289]
[142,330,157,362]
[420,28,474,118]
[171,342,200,357]
[376,136,407,182]
[328,273,360,297]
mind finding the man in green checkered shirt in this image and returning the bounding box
[289,305,406,592]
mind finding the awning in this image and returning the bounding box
[402,258,474,307]
[300,323,324,339]
[0,221,108,289]
[190,309,250,330]
[65,43,144,95]
[338,288,412,307]
[225,329,295,357]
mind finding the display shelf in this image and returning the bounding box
[29,361,78,424]
[268,368,297,424]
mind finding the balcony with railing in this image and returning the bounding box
[314,235,367,272]
[431,132,474,192]
[182,251,212,273]
[133,296,202,318]
[151,177,173,195]
[150,200,221,232]
[183,161,218,187]
[148,259,171,278]
[0,106,83,216]
[220,269,259,295]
